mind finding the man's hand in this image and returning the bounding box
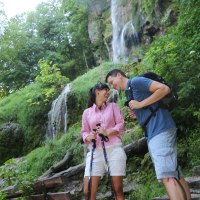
[129,100,143,109]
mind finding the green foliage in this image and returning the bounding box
[60,0,96,78]
[123,153,165,199]
[178,125,200,169]
[18,122,83,179]
[0,87,6,98]
[141,0,200,129]
[126,176,165,200]
[0,16,45,95]
[17,60,68,151]
[32,60,69,105]
[20,146,63,178]
[0,1,200,199]
[0,192,6,200]
[121,122,143,145]
[122,153,165,200]
[140,0,156,21]
[0,159,35,197]
[0,0,96,96]
[0,60,69,155]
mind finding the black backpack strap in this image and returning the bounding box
[142,106,159,137]
[126,78,160,137]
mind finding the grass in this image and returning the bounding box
[18,122,83,179]
[0,61,199,199]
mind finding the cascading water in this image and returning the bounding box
[46,83,72,139]
[120,21,139,58]
[111,0,139,63]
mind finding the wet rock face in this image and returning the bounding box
[87,0,178,63]
[0,122,24,165]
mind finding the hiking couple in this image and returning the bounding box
[81,69,191,200]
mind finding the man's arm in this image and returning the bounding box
[129,81,170,109]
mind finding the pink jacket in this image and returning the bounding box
[81,102,125,149]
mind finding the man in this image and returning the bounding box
[105,69,191,200]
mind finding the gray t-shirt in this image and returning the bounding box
[126,77,176,141]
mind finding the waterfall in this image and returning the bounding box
[111,0,139,63]
[120,21,139,58]
[46,83,72,139]
[107,89,119,103]
[111,0,122,63]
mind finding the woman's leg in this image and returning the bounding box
[84,176,101,200]
[111,176,124,200]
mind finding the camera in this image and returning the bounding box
[96,123,101,127]
[124,99,131,107]
[124,88,134,107]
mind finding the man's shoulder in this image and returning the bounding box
[130,76,152,84]
[129,76,153,92]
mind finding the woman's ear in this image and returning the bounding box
[95,89,99,96]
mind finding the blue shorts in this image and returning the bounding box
[148,128,182,181]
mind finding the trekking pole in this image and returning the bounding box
[88,133,96,200]
[98,133,115,199]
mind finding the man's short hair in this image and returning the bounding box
[105,69,127,82]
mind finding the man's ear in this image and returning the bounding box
[117,72,121,78]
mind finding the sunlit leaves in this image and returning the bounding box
[142,0,200,128]
[27,60,69,105]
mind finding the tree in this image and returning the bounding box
[0,0,95,95]
[0,16,33,93]
[0,1,7,35]
[61,0,96,78]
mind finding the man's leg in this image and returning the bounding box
[148,129,191,200]
[162,177,187,200]
[179,176,191,200]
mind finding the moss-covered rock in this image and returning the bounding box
[0,122,24,165]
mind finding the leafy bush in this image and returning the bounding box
[0,159,35,198]
[141,0,200,129]
[18,122,82,179]
[0,61,69,156]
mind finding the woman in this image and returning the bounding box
[81,82,126,200]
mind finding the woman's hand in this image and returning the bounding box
[86,130,97,143]
[128,109,137,120]
[97,126,107,136]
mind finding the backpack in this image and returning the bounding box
[124,71,178,137]
[139,72,178,111]
[124,71,178,110]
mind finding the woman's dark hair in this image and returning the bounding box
[87,82,109,108]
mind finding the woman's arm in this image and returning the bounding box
[106,103,125,136]
[81,110,96,143]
